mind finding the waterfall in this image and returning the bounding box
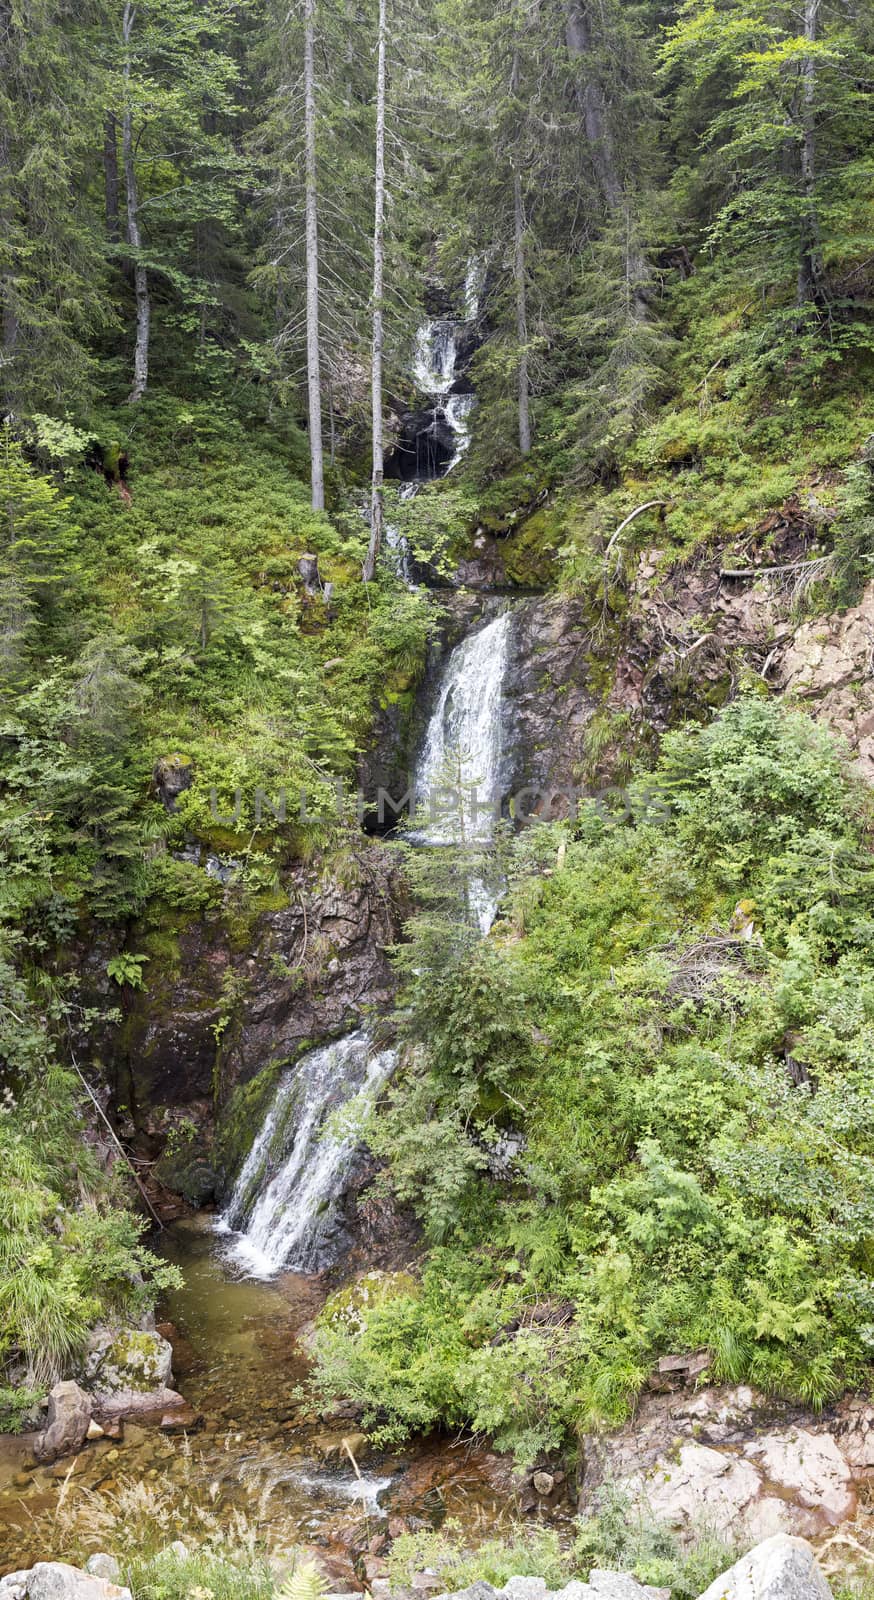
[414,610,511,932]
[412,298,477,475]
[216,1031,397,1279]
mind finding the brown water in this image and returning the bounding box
[0,1216,520,1578]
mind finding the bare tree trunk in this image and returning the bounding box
[514,171,531,457]
[797,0,822,305]
[103,114,120,244]
[122,3,149,404]
[562,0,622,210]
[0,2,19,410]
[303,0,324,511]
[363,0,387,583]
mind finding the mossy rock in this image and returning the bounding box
[321,1269,421,1337]
[501,508,562,588]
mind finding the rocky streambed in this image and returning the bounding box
[0,1218,526,1581]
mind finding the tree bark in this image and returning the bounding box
[122,3,149,404]
[514,171,531,457]
[103,113,120,244]
[0,1,19,409]
[303,0,324,511]
[562,0,622,210]
[363,0,387,583]
[797,0,822,305]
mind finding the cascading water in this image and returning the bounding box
[412,316,476,474]
[216,1031,397,1278]
[414,609,511,932]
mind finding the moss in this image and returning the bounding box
[321,1269,421,1336]
[104,1329,167,1391]
[214,1053,306,1184]
[501,508,562,588]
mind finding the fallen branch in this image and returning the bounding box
[720,557,829,579]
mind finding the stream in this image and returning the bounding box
[0,1218,521,1575]
[0,289,530,1578]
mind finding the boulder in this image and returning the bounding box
[504,1582,547,1600]
[0,1573,30,1600]
[33,1381,92,1465]
[696,1535,832,1600]
[25,1565,132,1600]
[82,1326,185,1421]
[589,1572,670,1600]
[84,1326,173,1392]
[83,1561,120,1586]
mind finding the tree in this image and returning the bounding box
[0,0,111,415]
[106,0,245,404]
[661,0,874,345]
[363,0,388,582]
[303,0,325,509]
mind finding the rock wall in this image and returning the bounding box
[79,844,404,1178]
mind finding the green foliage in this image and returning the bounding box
[573,1487,743,1600]
[312,698,874,1459]
[388,1522,570,1594]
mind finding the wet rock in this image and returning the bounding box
[502,597,597,812]
[696,1535,832,1600]
[33,1382,92,1465]
[531,1471,554,1496]
[84,844,402,1120]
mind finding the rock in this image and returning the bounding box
[504,1581,547,1600]
[82,1326,184,1420]
[26,1564,132,1600]
[0,1572,30,1600]
[778,581,874,783]
[696,1535,833,1600]
[160,1403,203,1433]
[84,1326,173,1392]
[432,1586,497,1600]
[86,1421,105,1440]
[531,1471,554,1496]
[745,1430,856,1525]
[298,554,321,594]
[84,1560,120,1585]
[33,1381,92,1464]
[589,1572,671,1600]
[153,755,193,811]
[167,1543,189,1561]
[643,1441,763,1532]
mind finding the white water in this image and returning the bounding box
[414,610,511,932]
[412,306,477,473]
[216,1031,397,1278]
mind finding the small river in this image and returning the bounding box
[0,1217,520,1578]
